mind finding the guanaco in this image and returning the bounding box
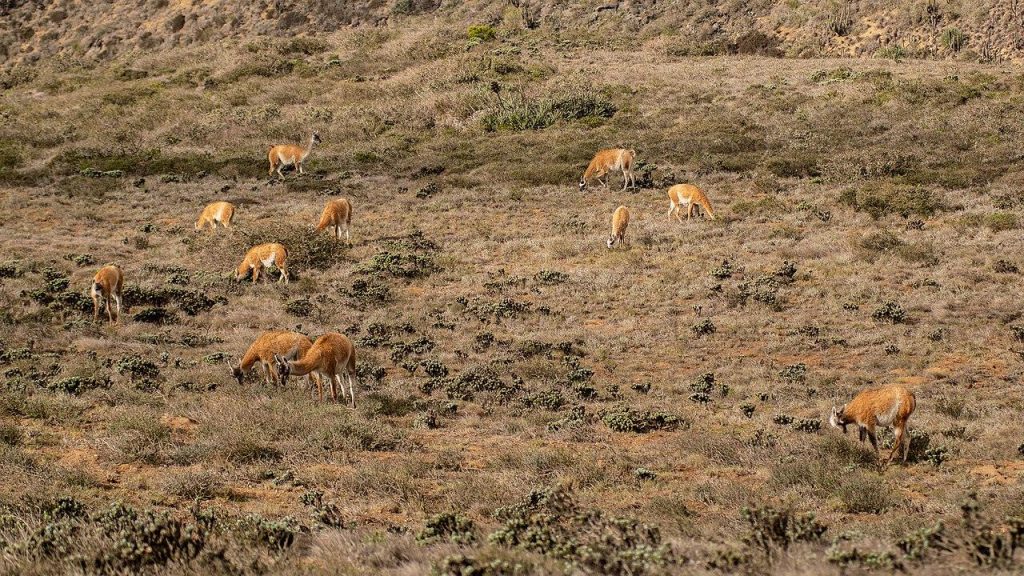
[830,384,917,465]
[235,243,289,284]
[607,205,630,248]
[667,184,716,222]
[91,264,124,323]
[274,333,358,407]
[195,201,235,231]
[579,148,636,192]
[268,132,321,177]
[229,331,313,386]
[315,198,353,243]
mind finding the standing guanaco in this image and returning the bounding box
[315,198,353,243]
[195,201,235,231]
[667,184,716,222]
[579,148,636,192]
[229,331,314,386]
[275,333,358,407]
[268,132,321,177]
[91,264,124,323]
[235,243,289,284]
[607,205,630,248]
[829,384,917,465]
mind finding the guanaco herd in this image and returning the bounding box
[84,137,919,463]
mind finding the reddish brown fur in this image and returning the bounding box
[608,205,630,248]
[315,198,353,243]
[580,148,636,191]
[831,384,916,464]
[195,201,235,231]
[268,132,320,177]
[232,331,313,386]
[91,264,124,323]
[667,184,716,221]
[275,333,357,407]
[235,243,289,284]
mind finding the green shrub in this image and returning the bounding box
[47,375,111,396]
[481,85,616,132]
[284,297,314,317]
[742,505,826,555]
[602,405,683,433]
[875,45,906,60]
[941,28,968,52]
[417,512,477,544]
[839,184,945,218]
[872,301,907,324]
[490,486,673,573]
[467,24,497,43]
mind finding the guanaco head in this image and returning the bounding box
[829,404,849,433]
[234,261,249,282]
[311,132,322,145]
[227,358,244,385]
[579,178,587,192]
[273,353,292,383]
[606,237,615,249]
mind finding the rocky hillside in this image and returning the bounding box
[3,0,1024,70]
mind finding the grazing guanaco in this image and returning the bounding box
[315,198,353,243]
[91,264,124,323]
[268,132,321,177]
[829,384,917,465]
[229,331,313,386]
[667,184,716,222]
[275,333,358,407]
[235,243,289,284]
[195,201,235,231]
[607,205,629,248]
[579,148,637,192]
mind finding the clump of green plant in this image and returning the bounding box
[742,505,826,557]
[941,28,968,53]
[481,84,616,132]
[778,363,807,383]
[837,471,899,513]
[284,297,314,317]
[710,259,733,280]
[896,522,953,563]
[601,405,684,433]
[793,418,821,433]
[418,512,477,545]
[691,319,716,336]
[47,375,111,396]
[840,183,945,218]
[89,502,207,573]
[299,490,344,528]
[534,269,569,285]
[115,355,160,383]
[344,278,392,309]
[490,486,673,573]
[872,301,907,324]
[467,24,497,43]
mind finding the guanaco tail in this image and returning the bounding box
[607,205,630,248]
[579,148,637,192]
[667,184,715,221]
[268,131,321,177]
[91,264,124,324]
[830,384,916,464]
[229,331,313,386]
[275,333,358,407]
[315,198,353,243]
[195,201,235,231]
[235,243,289,284]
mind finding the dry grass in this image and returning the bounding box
[1,14,1024,575]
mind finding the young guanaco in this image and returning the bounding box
[830,384,917,464]
[607,205,630,248]
[268,132,321,177]
[274,333,358,407]
[315,198,353,243]
[235,243,289,284]
[579,148,636,192]
[229,331,313,386]
[195,201,235,231]
[91,264,124,323]
[667,184,716,222]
